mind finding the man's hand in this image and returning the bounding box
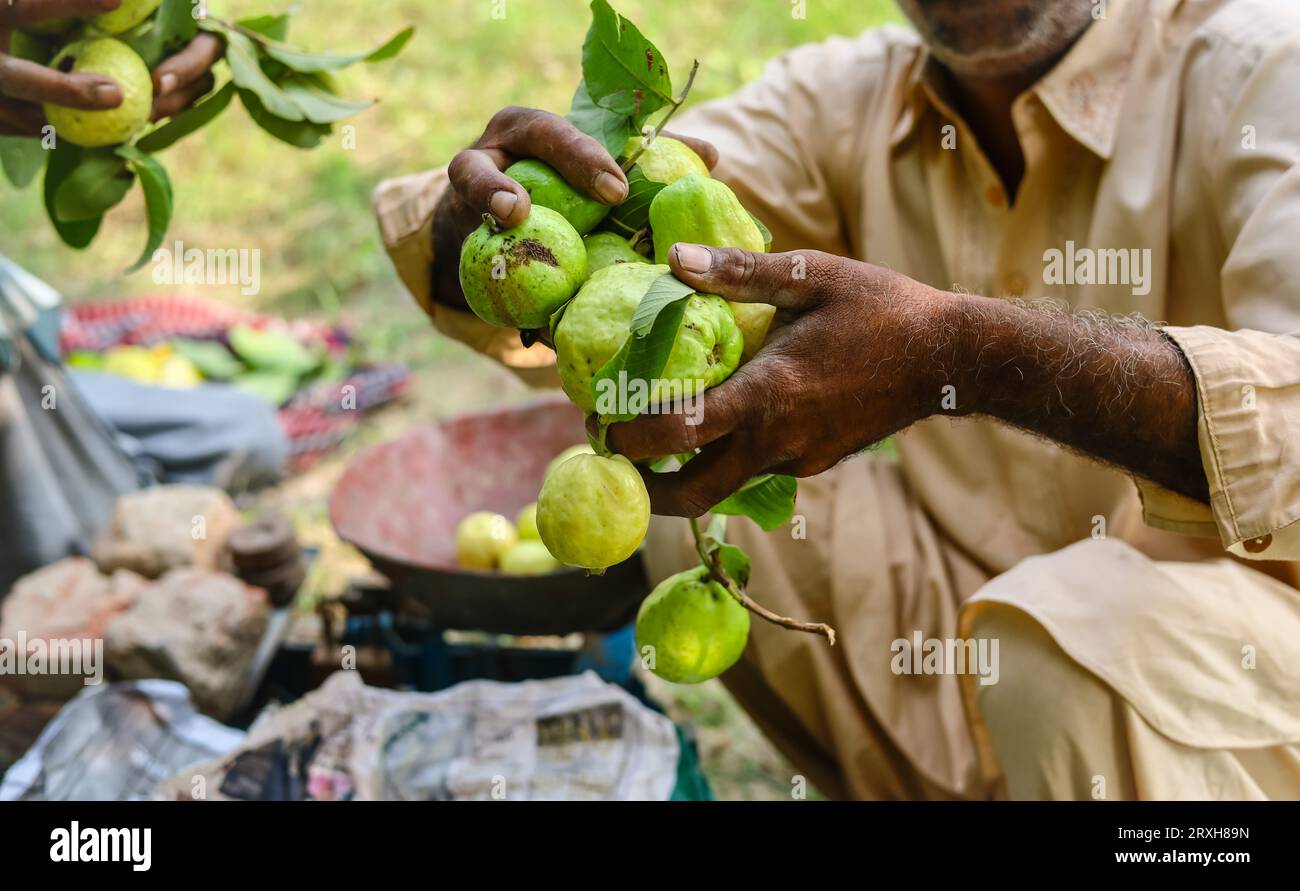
[608,243,1210,518]
[431,106,718,312]
[0,0,222,136]
[608,245,952,517]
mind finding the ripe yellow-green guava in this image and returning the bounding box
[515,502,540,540]
[635,565,750,684]
[584,231,649,274]
[44,38,152,148]
[545,443,594,480]
[458,205,588,329]
[499,540,561,575]
[89,0,162,35]
[620,135,709,185]
[506,159,610,235]
[536,453,649,571]
[553,262,742,414]
[455,511,517,570]
[648,173,775,360]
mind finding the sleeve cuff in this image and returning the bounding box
[1154,324,1300,561]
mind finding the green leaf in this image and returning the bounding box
[582,0,673,124]
[238,89,330,148]
[713,542,750,588]
[232,369,300,406]
[136,81,236,154]
[590,335,633,419]
[116,145,174,273]
[226,30,304,121]
[236,13,291,41]
[0,137,45,188]
[711,474,798,531]
[280,76,373,124]
[705,514,727,541]
[605,164,665,235]
[566,80,635,157]
[229,324,321,375]
[44,143,101,249]
[127,0,199,68]
[629,273,694,337]
[53,151,133,221]
[172,339,244,380]
[748,211,773,251]
[263,26,415,73]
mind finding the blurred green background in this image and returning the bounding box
[3,0,904,800]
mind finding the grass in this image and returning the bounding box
[3,0,904,800]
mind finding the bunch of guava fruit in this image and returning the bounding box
[0,0,412,270]
[455,1,821,685]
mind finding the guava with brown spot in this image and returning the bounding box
[458,205,588,329]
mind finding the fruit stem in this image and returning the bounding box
[620,59,701,173]
[688,517,837,645]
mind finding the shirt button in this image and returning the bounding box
[984,184,1005,208]
[1243,534,1273,554]
[1004,272,1028,297]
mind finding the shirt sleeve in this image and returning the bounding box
[1138,24,1300,561]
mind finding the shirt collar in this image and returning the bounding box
[891,0,1152,160]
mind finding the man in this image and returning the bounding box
[375,0,1300,799]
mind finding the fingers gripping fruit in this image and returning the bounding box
[44,38,153,148]
[554,262,742,414]
[90,0,163,35]
[458,205,588,329]
[455,511,518,570]
[506,159,611,235]
[635,566,750,684]
[620,135,709,185]
[583,231,649,274]
[649,173,775,360]
[536,453,649,571]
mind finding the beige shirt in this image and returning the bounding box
[374,0,1300,574]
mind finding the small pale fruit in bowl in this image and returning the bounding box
[454,511,517,570]
[499,540,561,576]
[515,502,540,541]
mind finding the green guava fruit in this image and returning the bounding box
[9,31,54,64]
[649,173,775,360]
[553,262,743,414]
[620,135,709,185]
[44,38,152,148]
[499,540,561,575]
[89,0,162,34]
[536,452,649,571]
[515,502,540,541]
[635,565,751,684]
[584,231,649,274]
[458,205,588,329]
[455,511,518,570]
[19,18,75,36]
[505,159,610,235]
[545,443,594,480]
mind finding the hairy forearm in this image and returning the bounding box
[940,293,1209,503]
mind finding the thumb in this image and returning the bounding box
[668,243,823,309]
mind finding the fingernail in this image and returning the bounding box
[489,190,518,222]
[95,83,123,105]
[674,244,712,274]
[595,171,627,204]
[158,73,177,95]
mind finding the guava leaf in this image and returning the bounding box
[263,27,415,72]
[713,542,751,588]
[749,211,773,251]
[706,513,727,541]
[280,76,374,124]
[137,81,236,154]
[606,164,665,235]
[239,89,330,148]
[566,80,635,157]
[237,13,291,41]
[0,137,44,188]
[128,0,200,68]
[590,335,632,420]
[44,143,101,249]
[711,474,798,531]
[53,151,133,222]
[226,31,304,121]
[116,145,174,273]
[630,273,694,337]
[582,0,673,124]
